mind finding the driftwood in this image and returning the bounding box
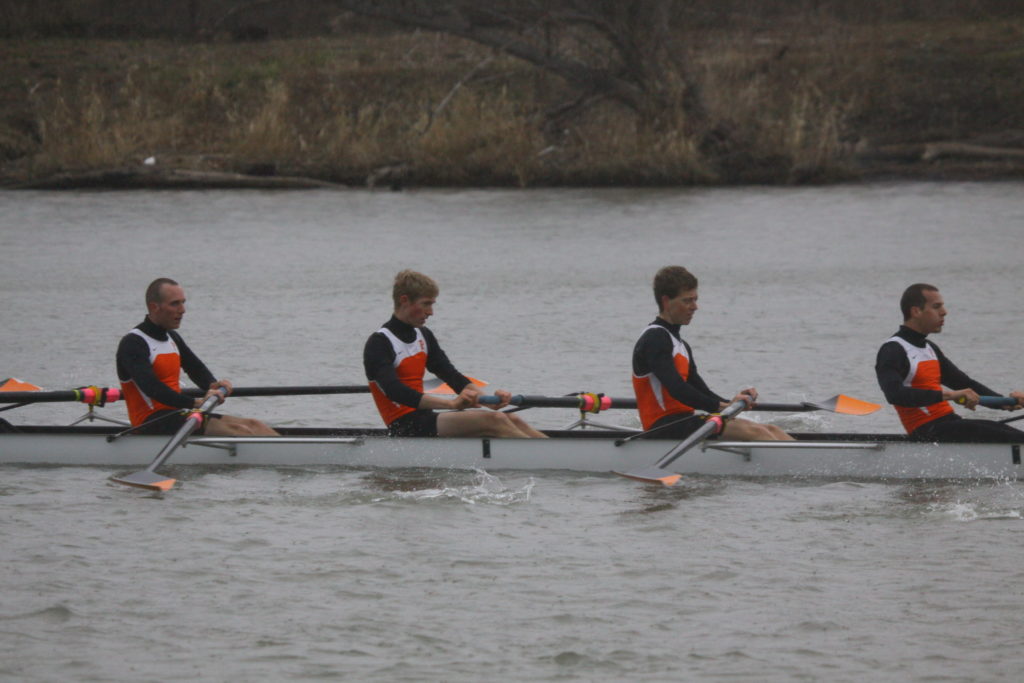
[9,167,344,190]
[922,142,1024,162]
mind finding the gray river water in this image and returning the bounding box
[1,183,1023,681]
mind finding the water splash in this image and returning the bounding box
[374,469,535,505]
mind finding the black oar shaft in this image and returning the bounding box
[182,385,370,398]
[487,395,846,413]
[751,402,814,412]
[0,387,121,404]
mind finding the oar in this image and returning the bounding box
[181,384,370,398]
[483,393,879,415]
[613,400,751,486]
[956,395,1019,409]
[479,393,616,411]
[753,394,880,416]
[110,388,227,492]
[0,386,122,405]
[1,378,43,392]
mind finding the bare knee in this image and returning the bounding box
[210,416,276,436]
[757,423,792,441]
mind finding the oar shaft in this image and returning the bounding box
[0,387,121,404]
[480,394,629,410]
[613,399,752,485]
[654,400,749,469]
[751,402,815,412]
[182,385,370,398]
[143,391,225,474]
[111,388,228,491]
[482,395,869,413]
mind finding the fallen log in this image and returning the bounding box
[922,142,1024,162]
[9,167,345,190]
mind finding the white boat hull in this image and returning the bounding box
[1,427,1022,480]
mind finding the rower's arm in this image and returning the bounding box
[875,341,942,407]
[171,332,218,394]
[115,334,194,409]
[363,333,425,408]
[422,327,472,395]
[932,342,1001,397]
[635,332,721,413]
[682,340,729,407]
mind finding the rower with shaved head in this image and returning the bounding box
[116,277,277,436]
[875,283,1023,441]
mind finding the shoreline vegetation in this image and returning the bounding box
[2,2,1023,189]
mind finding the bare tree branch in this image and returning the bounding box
[330,0,707,126]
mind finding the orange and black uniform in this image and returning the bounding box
[116,318,217,434]
[632,318,725,438]
[363,315,471,437]
[875,326,1022,442]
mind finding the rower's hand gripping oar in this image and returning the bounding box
[110,387,227,492]
[613,398,752,486]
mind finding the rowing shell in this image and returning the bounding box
[1,426,1022,481]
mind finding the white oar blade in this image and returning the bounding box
[612,467,682,486]
[110,470,176,492]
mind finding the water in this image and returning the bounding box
[2,183,1024,681]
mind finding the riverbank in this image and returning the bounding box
[2,16,1023,188]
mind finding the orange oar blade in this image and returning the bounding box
[831,394,881,416]
[1,378,43,392]
[110,471,177,492]
[612,467,682,487]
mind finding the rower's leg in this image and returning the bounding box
[720,417,794,441]
[205,414,279,436]
[505,412,548,438]
[437,409,537,438]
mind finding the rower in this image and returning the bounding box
[363,269,546,438]
[631,266,793,442]
[116,278,278,437]
[875,283,1024,442]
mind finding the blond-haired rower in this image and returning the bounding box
[363,270,545,438]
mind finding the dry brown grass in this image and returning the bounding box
[2,14,1022,186]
